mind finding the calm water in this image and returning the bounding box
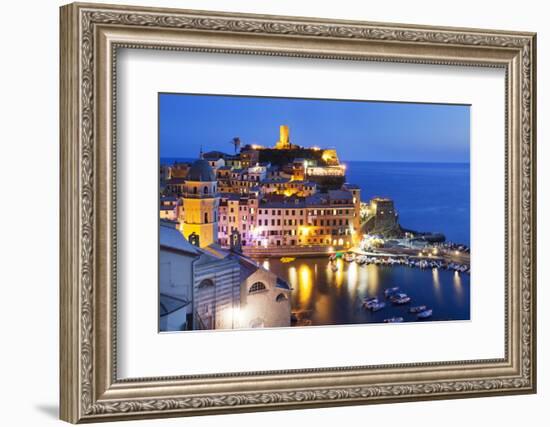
[266,257,470,325]
[346,161,470,246]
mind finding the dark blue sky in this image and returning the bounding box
[159,93,470,163]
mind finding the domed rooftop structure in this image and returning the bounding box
[186,159,216,182]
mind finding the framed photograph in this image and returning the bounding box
[60,2,537,423]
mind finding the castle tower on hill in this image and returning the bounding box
[182,159,219,248]
[275,125,291,149]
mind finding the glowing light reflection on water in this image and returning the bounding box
[267,257,470,326]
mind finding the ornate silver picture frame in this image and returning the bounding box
[60,2,536,423]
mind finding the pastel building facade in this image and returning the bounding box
[161,125,364,253]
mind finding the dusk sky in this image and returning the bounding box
[159,93,470,163]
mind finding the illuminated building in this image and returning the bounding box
[181,159,219,248]
[275,124,291,149]
[222,189,361,249]
[162,125,365,251]
[159,195,178,221]
[217,194,258,247]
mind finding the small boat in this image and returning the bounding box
[417,309,433,319]
[370,302,386,312]
[355,255,367,265]
[280,257,295,263]
[384,317,404,323]
[384,287,400,297]
[409,305,427,313]
[343,252,355,262]
[363,297,379,307]
[390,293,411,304]
[363,297,382,310]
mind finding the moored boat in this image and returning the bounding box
[363,297,386,311]
[409,305,427,313]
[384,317,404,323]
[343,252,355,262]
[370,302,386,312]
[417,309,433,319]
[384,287,400,297]
[363,297,379,307]
[355,255,367,265]
[390,293,411,304]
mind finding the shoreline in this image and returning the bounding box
[242,245,470,261]
[242,244,470,273]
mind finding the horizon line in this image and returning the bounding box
[159,156,470,165]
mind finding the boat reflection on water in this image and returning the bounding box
[266,256,470,326]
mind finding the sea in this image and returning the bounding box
[345,161,470,246]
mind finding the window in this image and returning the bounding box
[198,279,214,289]
[193,187,197,194]
[204,212,209,223]
[203,186,208,194]
[249,281,267,294]
[275,294,288,302]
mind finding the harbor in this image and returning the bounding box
[265,255,470,327]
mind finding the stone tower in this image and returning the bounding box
[182,159,219,248]
[275,125,291,149]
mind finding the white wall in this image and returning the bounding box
[0,0,546,426]
[159,249,194,301]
